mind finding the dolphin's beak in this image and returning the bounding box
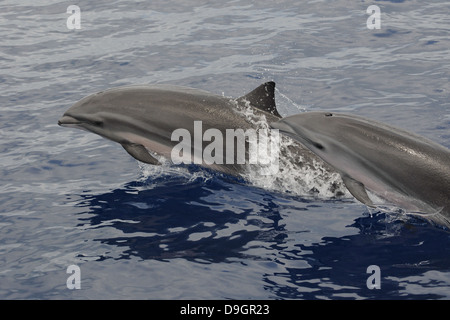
[58,115,80,127]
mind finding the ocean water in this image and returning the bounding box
[1,0,450,300]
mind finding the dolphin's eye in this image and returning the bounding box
[325,113,333,117]
[313,142,324,150]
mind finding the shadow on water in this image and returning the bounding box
[76,173,287,262]
[272,214,450,299]
[74,172,450,299]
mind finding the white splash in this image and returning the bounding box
[234,99,348,198]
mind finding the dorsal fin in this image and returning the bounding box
[237,82,281,118]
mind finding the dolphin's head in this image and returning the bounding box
[270,112,340,160]
[58,89,134,143]
[59,91,106,130]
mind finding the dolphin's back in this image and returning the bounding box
[77,85,237,124]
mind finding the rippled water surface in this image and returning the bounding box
[1,0,450,299]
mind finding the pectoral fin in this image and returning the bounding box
[122,143,161,165]
[342,175,375,207]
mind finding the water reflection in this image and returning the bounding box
[270,214,450,299]
[75,174,450,299]
[76,174,287,262]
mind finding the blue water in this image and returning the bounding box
[1,0,449,300]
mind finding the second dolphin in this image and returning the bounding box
[271,112,450,226]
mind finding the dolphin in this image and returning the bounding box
[58,82,326,177]
[271,112,450,226]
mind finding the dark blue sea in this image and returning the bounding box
[1,0,449,300]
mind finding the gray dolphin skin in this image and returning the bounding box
[58,82,318,176]
[271,112,450,226]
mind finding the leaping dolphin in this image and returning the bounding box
[271,112,450,226]
[58,82,328,178]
